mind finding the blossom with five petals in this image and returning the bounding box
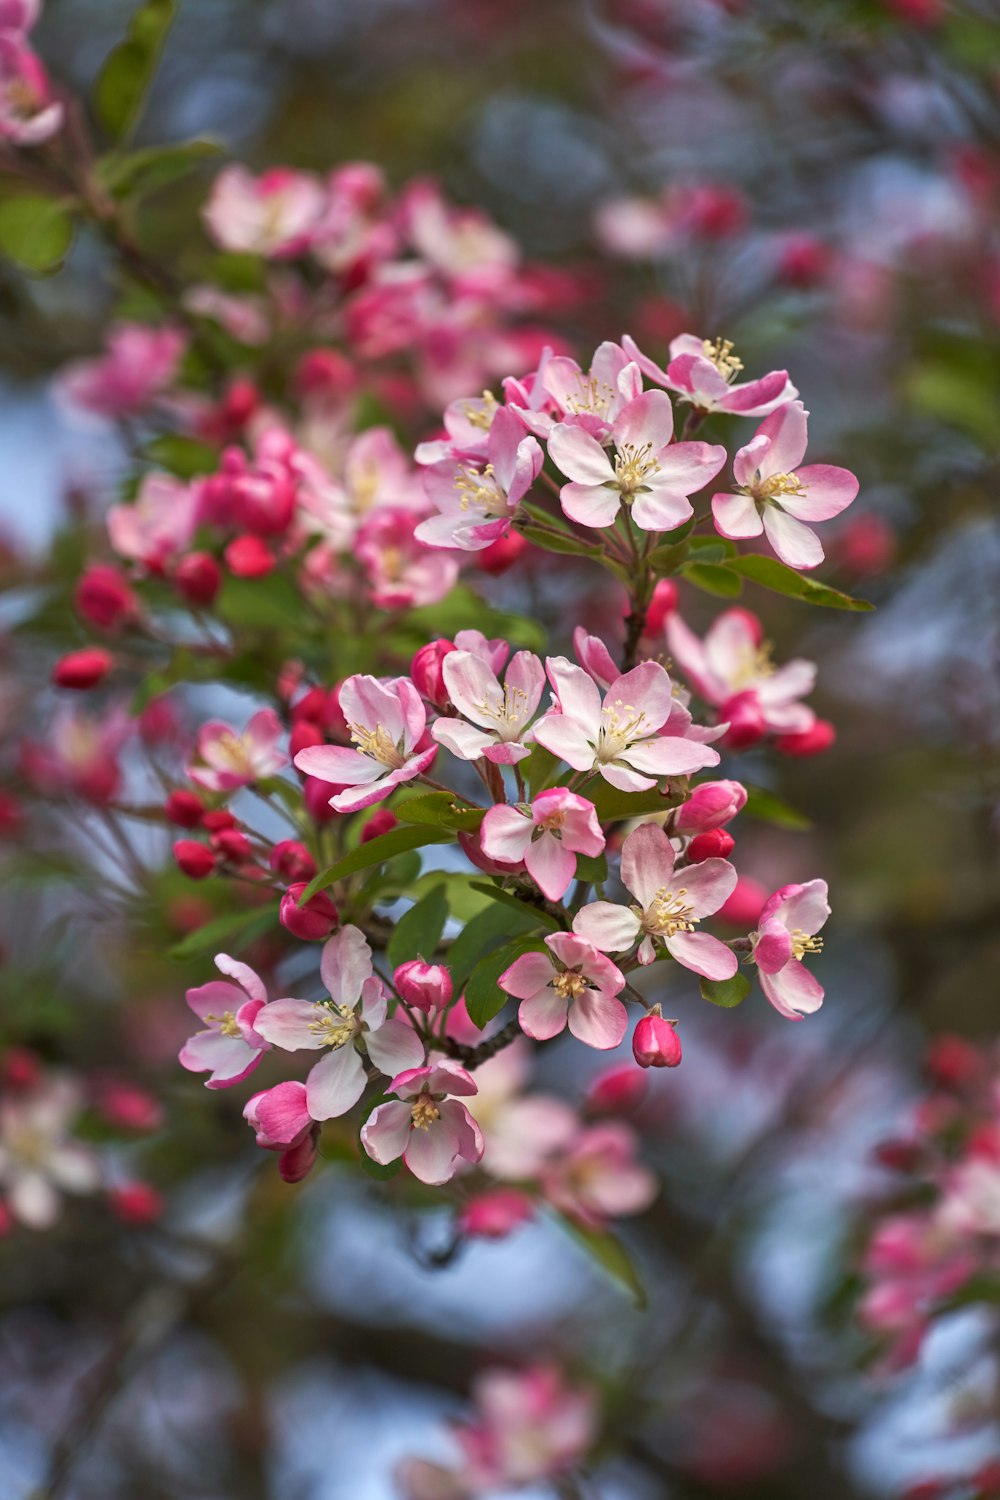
[361,1060,484,1185]
[294,674,437,812]
[666,606,817,736]
[499,932,627,1049]
[432,648,544,765]
[179,954,272,1088]
[623,332,796,416]
[480,788,604,902]
[187,708,287,792]
[415,407,542,551]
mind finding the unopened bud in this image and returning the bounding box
[52,647,113,690]
[632,1010,682,1069]
[173,839,216,879]
[279,882,339,941]
[394,960,453,1012]
[686,828,735,862]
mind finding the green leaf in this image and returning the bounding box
[299,826,452,903]
[386,883,450,968]
[700,972,751,1008]
[0,194,75,274]
[680,561,743,598]
[445,902,538,990]
[517,520,605,560]
[522,743,559,797]
[405,585,546,654]
[95,139,221,200]
[394,791,484,833]
[589,780,685,824]
[553,1215,647,1307]
[729,554,873,611]
[742,783,813,831]
[687,535,737,562]
[94,0,178,143]
[464,937,543,1030]
[468,881,561,932]
[573,852,607,884]
[169,901,279,960]
[141,434,218,478]
[215,573,306,632]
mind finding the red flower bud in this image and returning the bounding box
[269,840,316,883]
[74,563,137,631]
[642,578,678,636]
[289,719,324,759]
[173,840,216,879]
[52,647,113,690]
[926,1035,983,1091]
[717,875,767,927]
[224,534,276,578]
[279,882,339,941]
[457,1188,534,1239]
[95,1081,163,1133]
[211,828,254,864]
[164,790,204,828]
[477,529,528,575]
[394,960,453,1012]
[585,1063,648,1115]
[773,720,835,757]
[632,1012,682,1068]
[687,829,735,862]
[2,1046,41,1091]
[303,775,342,824]
[410,639,456,708]
[674,780,747,832]
[173,551,222,607]
[108,1182,164,1226]
[291,686,328,724]
[361,808,398,843]
[201,809,237,832]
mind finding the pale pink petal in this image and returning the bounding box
[665,929,738,979]
[572,901,641,952]
[623,737,720,776]
[597,761,656,792]
[365,1017,425,1076]
[712,491,763,539]
[180,1031,262,1087]
[432,718,497,761]
[294,744,378,784]
[631,489,693,533]
[560,482,622,530]
[340,675,406,744]
[568,990,628,1049]
[185,979,244,1024]
[650,440,727,493]
[253,998,328,1051]
[621,823,675,909]
[442,651,502,729]
[754,400,809,477]
[518,987,569,1041]
[777,879,830,936]
[673,856,738,918]
[320,924,372,1009]
[612,389,674,452]
[305,1046,367,1120]
[404,1101,484,1184]
[760,959,824,1019]
[525,832,576,901]
[361,1099,413,1163]
[762,507,824,570]
[733,433,771,489]
[607,659,675,731]
[503,651,545,725]
[548,422,616,485]
[499,951,555,1000]
[480,804,532,865]
[533,714,595,772]
[783,465,859,521]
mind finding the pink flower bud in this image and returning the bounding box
[289,719,324,758]
[410,639,455,708]
[291,685,327,724]
[108,1182,164,1226]
[585,1063,648,1115]
[394,960,453,1012]
[295,348,356,400]
[269,840,316,883]
[52,647,113,690]
[2,1046,41,1091]
[74,563,137,631]
[632,1012,682,1069]
[720,690,767,749]
[925,1035,983,1090]
[776,232,832,288]
[164,790,204,828]
[477,529,528,575]
[303,774,342,823]
[774,720,835,756]
[674,779,747,832]
[717,875,767,927]
[361,808,398,843]
[686,828,735,862]
[279,882,339,940]
[642,578,678,636]
[201,809,236,832]
[224,534,276,578]
[211,828,254,864]
[173,551,222,607]
[173,839,216,879]
[95,1081,163,1133]
[458,1188,534,1239]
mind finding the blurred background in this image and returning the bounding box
[0,1,998,1496]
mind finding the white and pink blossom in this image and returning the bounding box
[294,674,437,813]
[415,406,542,551]
[624,332,797,417]
[541,1121,657,1228]
[361,1060,484,1185]
[667,607,817,737]
[107,471,201,570]
[480,788,604,902]
[179,954,272,1089]
[432,648,544,765]
[202,166,325,257]
[60,324,187,419]
[187,708,286,793]
[499,932,627,1049]
[750,879,830,1019]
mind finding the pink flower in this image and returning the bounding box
[456,1365,597,1487]
[400,177,518,285]
[432,648,544,765]
[750,879,830,1019]
[548,390,726,532]
[541,1121,657,1227]
[187,708,286,792]
[499,932,627,1049]
[179,954,272,1089]
[712,401,859,570]
[415,407,542,551]
[294,674,437,813]
[534,657,719,792]
[243,1082,320,1183]
[458,1188,535,1239]
[0,1074,99,1229]
[394,960,453,1013]
[480,789,605,902]
[673,779,748,832]
[355,506,458,609]
[60,324,186,418]
[540,340,641,439]
[202,166,325,257]
[254,925,424,1119]
[667,607,817,736]
[107,471,200,570]
[572,627,619,690]
[21,705,130,803]
[632,1010,683,1068]
[624,332,797,417]
[573,822,738,977]
[361,1060,484,1185]
[0,33,61,144]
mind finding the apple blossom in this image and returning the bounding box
[750,879,830,1019]
[548,389,726,532]
[432,648,544,765]
[0,1074,100,1229]
[0,32,61,143]
[712,400,859,570]
[202,165,326,257]
[667,607,818,738]
[355,506,459,609]
[415,406,542,551]
[61,324,187,419]
[573,821,738,976]
[393,960,453,1013]
[633,1009,683,1067]
[541,1121,658,1227]
[534,657,719,792]
[179,954,272,1088]
[361,1060,484,1184]
[673,779,748,832]
[107,471,201,571]
[187,708,286,792]
[499,932,627,1049]
[623,332,797,417]
[540,339,641,438]
[479,788,605,902]
[294,674,437,812]
[253,925,423,1120]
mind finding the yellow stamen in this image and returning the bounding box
[553,970,588,1000]
[646,887,696,939]
[411,1095,441,1130]
[350,722,405,768]
[206,1010,242,1038]
[702,337,744,383]
[613,441,661,495]
[791,929,823,961]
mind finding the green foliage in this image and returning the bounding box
[588,779,685,824]
[700,972,752,1008]
[0,193,75,274]
[142,433,220,477]
[95,140,222,201]
[94,0,178,142]
[169,901,280,961]
[680,560,744,598]
[468,880,562,932]
[386,882,450,967]
[729,554,873,611]
[445,900,540,990]
[553,1215,647,1307]
[464,936,543,1030]
[394,791,485,832]
[299,825,452,902]
[742,784,813,831]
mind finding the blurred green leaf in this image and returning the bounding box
[464,936,542,1030]
[680,561,744,598]
[96,139,221,200]
[169,901,279,960]
[0,194,75,274]
[742,784,813,831]
[386,882,449,967]
[700,972,751,1008]
[142,433,218,477]
[554,1215,647,1307]
[94,0,178,143]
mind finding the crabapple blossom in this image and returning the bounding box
[573,821,738,976]
[673,779,748,832]
[479,788,605,902]
[540,339,641,438]
[548,389,726,532]
[393,961,453,1013]
[0,31,61,144]
[294,674,437,812]
[21,704,130,803]
[432,648,544,765]
[0,1074,100,1229]
[415,406,542,551]
[61,324,186,419]
[712,400,859,570]
[499,932,627,1049]
[623,332,797,416]
[187,708,286,792]
[354,506,458,609]
[201,165,325,257]
[107,471,201,571]
[253,925,423,1120]
[278,882,339,940]
[667,607,818,739]
[361,1060,484,1185]
[541,1121,658,1227]
[633,1009,683,1068]
[750,879,830,1019]
[179,954,272,1088]
[243,1082,320,1184]
[534,657,719,792]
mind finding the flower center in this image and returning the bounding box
[205,1009,242,1039]
[645,888,696,938]
[475,682,529,736]
[308,1003,357,1049]
[410,1094,441,1130]
[461,391,499,431]
[755,471,805,503]
[702,337,744,383]
[454,463,508,516]
[553,970,587,1000]
[211,732,252,772]
[790,928,823,961]
[565,374,616,419]
[729,640,776,690]
[598,699,647,758]
[613,441,660,496]
[350,722,406,768]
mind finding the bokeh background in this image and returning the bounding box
[1,1,998,1496]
